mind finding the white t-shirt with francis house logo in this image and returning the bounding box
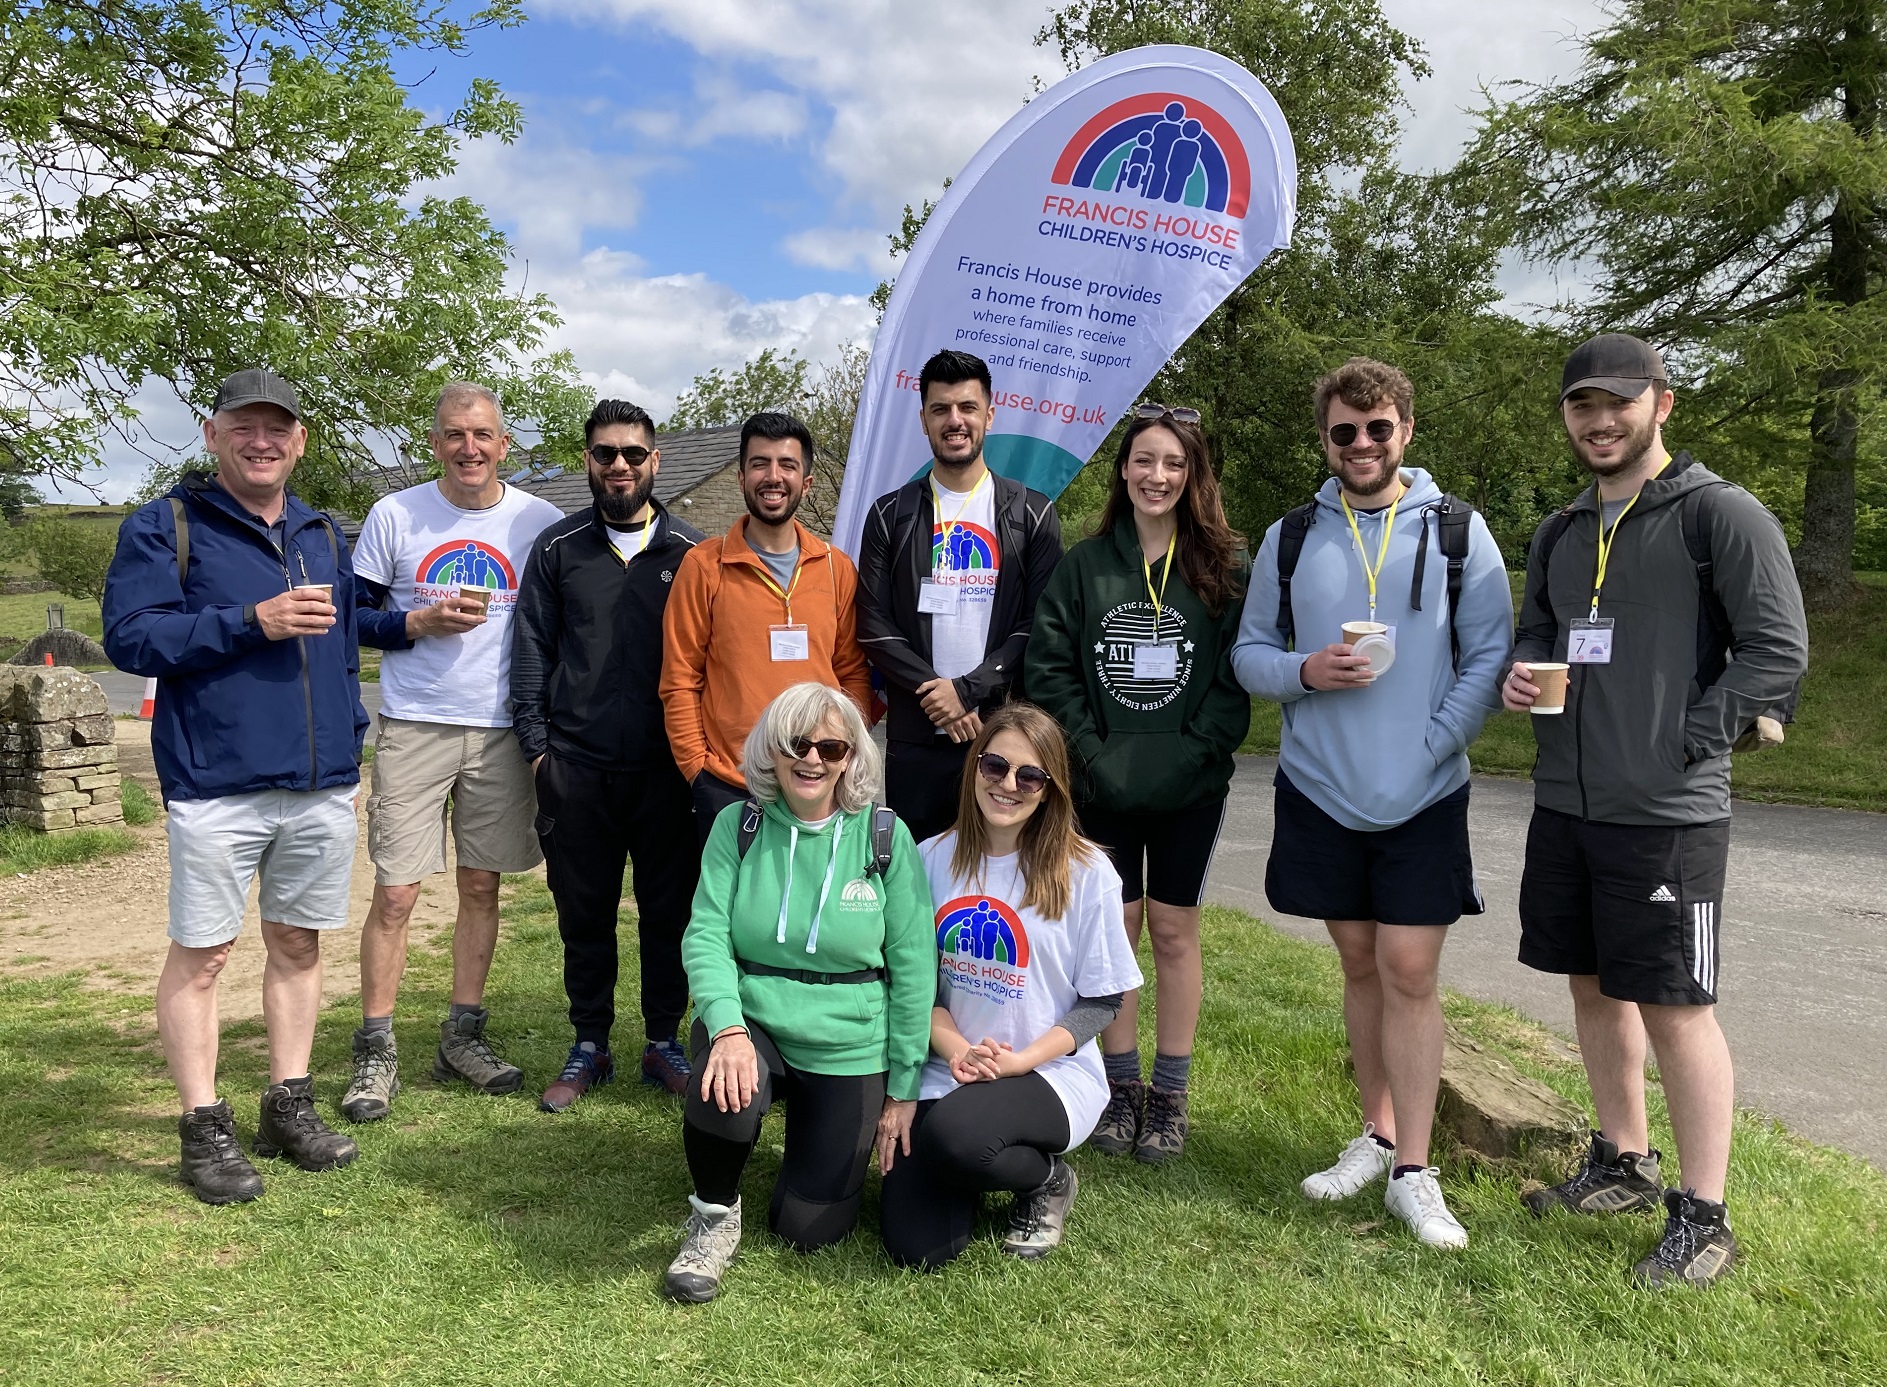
[927,478,1001,694]
[352,481,564,728]
[918,833,1145,1149]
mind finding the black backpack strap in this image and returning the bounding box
[168,496,190,584]
[865,803,897,879]
[1274,501,1317,650]
[1679,484,1734,693]
[1437,495,1473,669]
[735,798,764,860]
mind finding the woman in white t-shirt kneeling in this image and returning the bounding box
[878,703,1143,1269]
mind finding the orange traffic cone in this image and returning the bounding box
[139,677,157,720]
[42,652,53,667]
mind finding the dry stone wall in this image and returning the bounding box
[0,668,122,831]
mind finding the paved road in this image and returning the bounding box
[1211,756,1887,1171]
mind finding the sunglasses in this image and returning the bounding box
[1325,418,1401,447]
[787,736,852,763]
[588,444,651,467]
[1134,402,1202,425]
[976,753,1052,796]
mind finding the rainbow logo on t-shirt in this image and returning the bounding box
[935,896,1030,967]
[417,540,518,592]
[930,521,999,574]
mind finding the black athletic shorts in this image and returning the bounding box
[1264,771,1484,927]
[1079,794,1228,906]
[1517,805,1728,1006]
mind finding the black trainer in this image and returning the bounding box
[179,1099,264,1205]
[1631,1188,1739,1288]
[1523,1131,1662,1216]
[254,1076,359,1172]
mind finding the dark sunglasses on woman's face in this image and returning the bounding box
[976,753,1052,795]
[1325,418,1400,447]
[788,736,852,763]
[588,444,651,467]
[1133,401,1201,425]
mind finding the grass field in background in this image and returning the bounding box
[1240,572,1887,812]
[0,883,1881,1387]
[0,782,157,875]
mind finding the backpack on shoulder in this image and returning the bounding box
[1533,484,1799,752]
[735,799,898,876]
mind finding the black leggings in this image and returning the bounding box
[682,1018,885,1252]
[879,1073,1071,1270]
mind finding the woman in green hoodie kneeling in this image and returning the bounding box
[1024,405,1251,1166]
[664,682,935,1304]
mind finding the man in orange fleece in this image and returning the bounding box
[662,411,873,846]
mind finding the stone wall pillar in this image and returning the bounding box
[0,668,123,831]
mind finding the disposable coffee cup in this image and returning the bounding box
[458,585,495,612]
[1526,662,1570,714]
[292,582,333,602]
[1340,621,1394,677]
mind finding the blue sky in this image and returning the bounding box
[78,0,1607,499]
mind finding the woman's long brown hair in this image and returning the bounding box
[1095,413,1245,615]
[948,703,1095,921]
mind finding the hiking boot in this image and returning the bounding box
[1135,1085,1188,1165]
[178,1099,264,1205]
[1003,1157,1079,1260]
[433,1007,524,1094]
[1631,1188,1738,1288]
[539,1043,612,1113]
[664,1195,743,1303]
[641,1039,692,1095]
[341,1027,400,1123]
[1384,1166,1469,1250]
[254,1077,359,1172]
[1523,1131,1663,1217]
[1302,1122,1395,1201]
[1090,1078,1143,1156]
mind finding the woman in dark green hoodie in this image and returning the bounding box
[1024,405,1250,1165]
[663,682,935,1304]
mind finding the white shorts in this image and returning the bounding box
[166,785,361,948]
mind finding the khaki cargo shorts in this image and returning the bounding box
[366,717,543,885]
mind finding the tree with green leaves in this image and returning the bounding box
[0,0,590,514]
[1462,0,1887,609]
[23,516,116,602]
[664,348,813,431]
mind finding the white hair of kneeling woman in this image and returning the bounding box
[739,680,882,815]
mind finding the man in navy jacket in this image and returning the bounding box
[104,368,368,1204]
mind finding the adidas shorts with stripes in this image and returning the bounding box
[1516,805,1729,1005]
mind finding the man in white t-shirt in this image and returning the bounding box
[341,381,564,1123]
[857,350,1064,841]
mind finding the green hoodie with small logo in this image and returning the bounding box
[1024,521,1251,815]
[682,797,937,1099]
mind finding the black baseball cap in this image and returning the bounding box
[1560,333,1666,403]
[210,367,302,420]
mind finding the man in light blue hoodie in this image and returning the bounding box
[1232,357,1512,1250]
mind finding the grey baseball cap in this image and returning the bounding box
[1560,333,1666,403]
[210,367,302,419]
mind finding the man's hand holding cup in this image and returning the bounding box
[408,593,488,639]
[1301,643,1375,691]
[256,586,336,641]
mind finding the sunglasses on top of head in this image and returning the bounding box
[1324,418,1401,447]
[1134,402,1202,425]
[588,444,651,467]
[787,736,852,764]
[976,753,1052,796]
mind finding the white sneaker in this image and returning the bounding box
[1301,1123,1394,1201]
[664,1195,742,1302]
[1384,1166,1469,1249]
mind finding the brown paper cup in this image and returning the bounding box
[458,585,496,611]
[1527,662,1570,714]
[293,583,333,601]
[1340,621,1387,646]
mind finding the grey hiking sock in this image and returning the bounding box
[361,1015,393,1036]
[1103,1049,1141,1085]
[1150,1051,1192,1094]
[447,1002,483,1023]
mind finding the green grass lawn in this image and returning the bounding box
[1,883,1880,1386]
[1241,572,1887,812]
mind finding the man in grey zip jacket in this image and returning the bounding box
[1502,333,1807,1289]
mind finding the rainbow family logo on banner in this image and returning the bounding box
[833,46,1296,556]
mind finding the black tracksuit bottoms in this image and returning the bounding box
[886,737,973,845]
[683,1018,886,1251]
[534,752,699,1049]
[879,1072,1071,1270]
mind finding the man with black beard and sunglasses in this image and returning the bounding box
[511,399,707,1111]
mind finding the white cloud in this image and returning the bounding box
[781,226,893,274]
[622,71,810,146]
[439,121,654,263]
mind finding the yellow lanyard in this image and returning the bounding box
[611,521,652,565]
[752,551,803,623]
[1143,531,1176,639]
[1590,492,1640,619]
[1340,486,1403,620]
[931,468,989,574]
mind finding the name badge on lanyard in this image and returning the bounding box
[917,579,959,616]
[1568,617,1614,664]
[1132,641,1178,681]
[769,624,810,661]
